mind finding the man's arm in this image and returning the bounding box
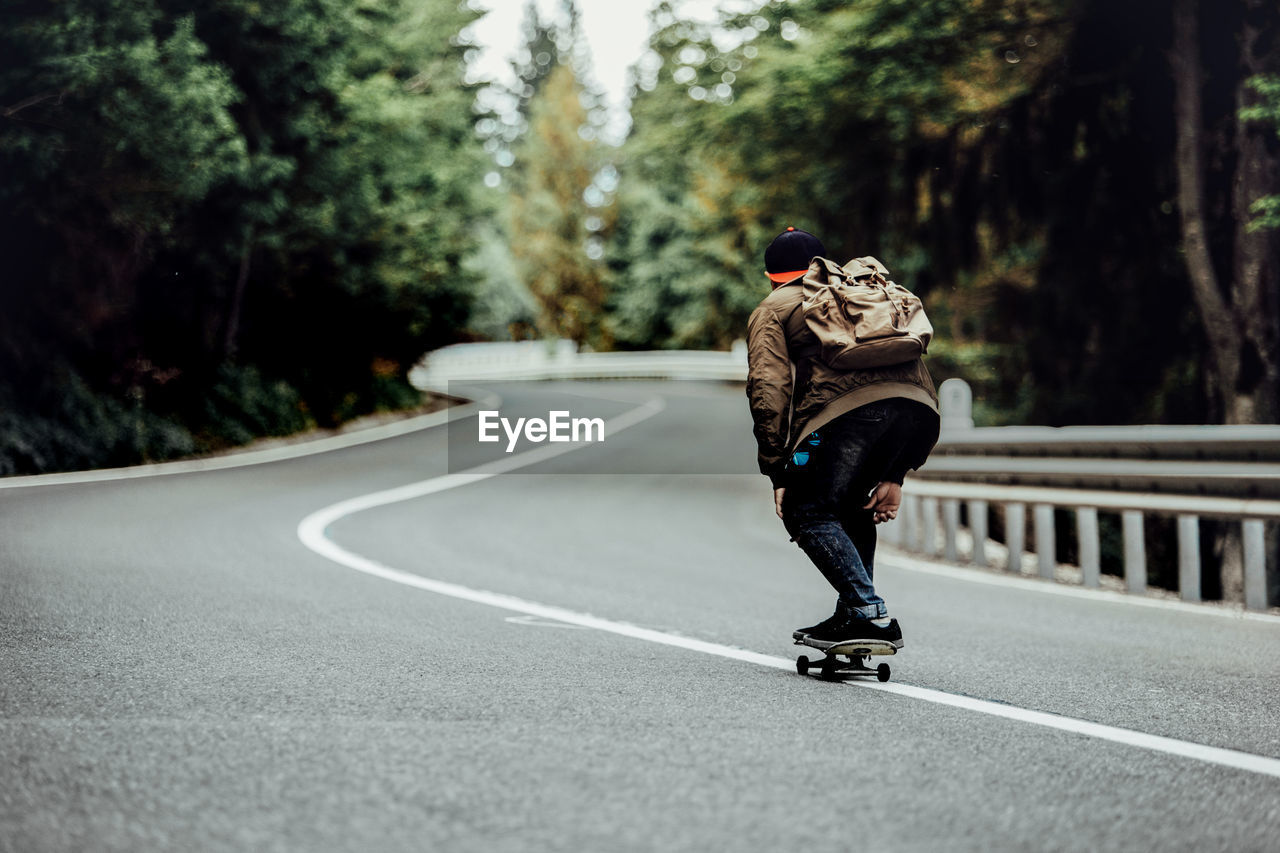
[745,304,793,488]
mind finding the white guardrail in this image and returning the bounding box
[413,342,1277,611]
[893,379,1279,611]
[410,340,748,385]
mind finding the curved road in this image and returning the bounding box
[3,380,1279,852]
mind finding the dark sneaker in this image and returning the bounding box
[792,611,847,642]
[804,617,904,650]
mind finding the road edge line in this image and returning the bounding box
[0,392,500,490]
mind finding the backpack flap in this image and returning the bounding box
[800,256,933,370]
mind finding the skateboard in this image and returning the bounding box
[794,637,896,682]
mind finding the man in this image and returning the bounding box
[745,227,940,650]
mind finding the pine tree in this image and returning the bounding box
[507,62,610,346]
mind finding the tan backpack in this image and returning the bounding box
[800,256,933,369]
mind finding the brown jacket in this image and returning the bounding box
[745,276,939,486]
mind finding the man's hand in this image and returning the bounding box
[774,487,786,520]
[863,481,901,524]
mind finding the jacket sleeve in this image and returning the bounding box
[745,304,794,487]
[884,448,932,485]
[883,460,916,485]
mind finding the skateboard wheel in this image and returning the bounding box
[820,659,838,681]
[876,663,891,683]
[796,655,810,675]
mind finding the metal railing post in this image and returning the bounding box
[1243,519,1268,611]
[1076,507,1100,588]
[1005,503,1025,573]
[942,499,960,562]
[1177,514,1201,603]
[1123,510,1147,594]
[1034,503,1055,579]
[922,497,939,557]
[904,494,923,551]
[881,514,903,547]
[967,499,988,567]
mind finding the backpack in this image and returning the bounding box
[800,256,933,370]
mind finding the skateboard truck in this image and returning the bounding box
[794,639,895,683]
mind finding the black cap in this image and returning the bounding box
[764,227,825,278]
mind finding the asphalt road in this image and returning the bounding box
[3,380,1279,852]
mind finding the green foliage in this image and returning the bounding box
[0,7,246,217]
[497,3,612,348]
[463,220,540,340]
[1241,74,1280,231]
[198,365,313,450]
[609,0,1219,426]
[0,368,194,475]
[1,0,485,472]
[924,339,1033,427]
[611,0,1062,350]
[507,64,610,346]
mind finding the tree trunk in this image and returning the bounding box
[1173,0,1280,427]
[1171,0,1240,421]
[1232,0,1280,425]
[223,228,253,361]
[1172,0,1280,602]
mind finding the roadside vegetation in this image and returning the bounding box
[596,0,1280,429]
[1,0,484,473]
[3,0,1278,475]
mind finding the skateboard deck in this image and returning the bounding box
[793,636,897,682]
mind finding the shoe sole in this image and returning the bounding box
[799,635,904,651]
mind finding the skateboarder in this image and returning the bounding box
[746,227,940,649]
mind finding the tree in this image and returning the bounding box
[0,2,248,470]
[609,0,1238,429]
[612,0,1079,370]
[0,4,245,381]
[607,4,773,350]
[495,0,612,348]
[0,0,487,472]
[1172,0,1280,426]
[507,63,610,346]
[1169,0,1280,602]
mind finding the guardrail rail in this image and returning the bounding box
[411,340,748,385]
[887,379,1279,611]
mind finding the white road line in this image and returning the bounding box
[882,550,1280,625]
[504,615,589,629]
[0,392,500,490]
[296,392,1280,782]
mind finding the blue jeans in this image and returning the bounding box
[781,399,940,620]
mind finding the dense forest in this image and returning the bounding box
[0,0,485,473]
[3,0,1278,475]
[598,0,1280,429]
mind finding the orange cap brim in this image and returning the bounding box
[767,270,808,284]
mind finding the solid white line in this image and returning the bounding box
[295,392,1280,781]
[881,549,1280,625]
[0,393,500,490]
[868,681,1280,779]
